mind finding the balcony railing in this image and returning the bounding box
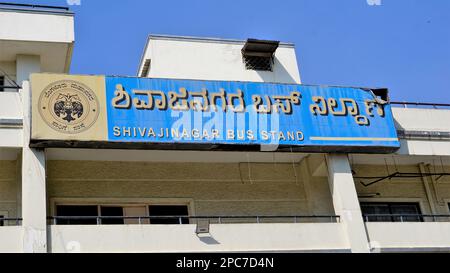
[0,86,21,91]
[0,218,23,226]
[363,214,450,223]
[391,102,450,110]
[49,215,341,225]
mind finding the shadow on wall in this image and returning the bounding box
[197,234,220,245]
[393,114,410,154]
[255,57,299,84]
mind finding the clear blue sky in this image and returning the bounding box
[8,0,450,102]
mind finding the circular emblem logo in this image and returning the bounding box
[38,80,100,134]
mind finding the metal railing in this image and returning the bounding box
[0,2,69,11]
[391,102,450,109]
[49,215,341,225]
[363,214,450,223]
[0,218,23,226]
[0,86,21,91]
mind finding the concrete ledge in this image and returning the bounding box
[367,222,450,252]
[0,227,23,253]
[0,128,23,147]
[49,223,348,253]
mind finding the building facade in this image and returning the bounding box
[1,3,450,253]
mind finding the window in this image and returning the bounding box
[100,206,124,225]
[54,203,190,225]
[243,55,273,71]
[0,215,4,227]
[56,205,98,225]
[361,202,422,222]
[0,76,4,92]
[149,205,189,225]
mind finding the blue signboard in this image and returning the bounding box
[104,76,400,152]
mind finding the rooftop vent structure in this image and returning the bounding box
[242,39,280,71]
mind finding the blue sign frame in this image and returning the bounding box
[104,76,400,153]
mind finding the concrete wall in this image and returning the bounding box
[46,160,334,217]
[0,160,19,219]
[0,10,74,43]
[0,92,23,148]
[0,92,22,119]
[367,222,450,252]
[393,108,450,133]
[0,227,23,253]
[49,223,348,253]
[140,36,301,84]
[393,108,450,156]
[0,61,16,83]
[0,10,74,75]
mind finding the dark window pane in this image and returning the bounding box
[0,216,4,227]
[149,205,189,225]
[361,203,391,222]
[0,76,4,92]
[56,205,98,225]
[390,204,422,222]
[100,206,124,225]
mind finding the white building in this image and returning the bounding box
[1,3,450,253]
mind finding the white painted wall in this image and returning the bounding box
[0,10,74,43]
[393,108,450,132]
[49,223,348,253]
[397,139,450,156]
[0,92,23,148]
[16,55,40,86]
[0,9,74,74]
[367,222,450,252]
[139,36,301,84]
[0,227,23,253]
[0,92,22,120]
[392,108,450,156]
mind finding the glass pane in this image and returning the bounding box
[0,76,4,92]
[100,207,124,225]
[390,204,422,222]
[56,205,98,225]
[149,205,189,225]
[0,216,4,227]
[361,203,391,222]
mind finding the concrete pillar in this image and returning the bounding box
[21,77,47,253]
[16,55,41,86]
[326,154,370,253]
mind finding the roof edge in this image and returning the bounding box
[147,34,295,47]
[0,7,74,16]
